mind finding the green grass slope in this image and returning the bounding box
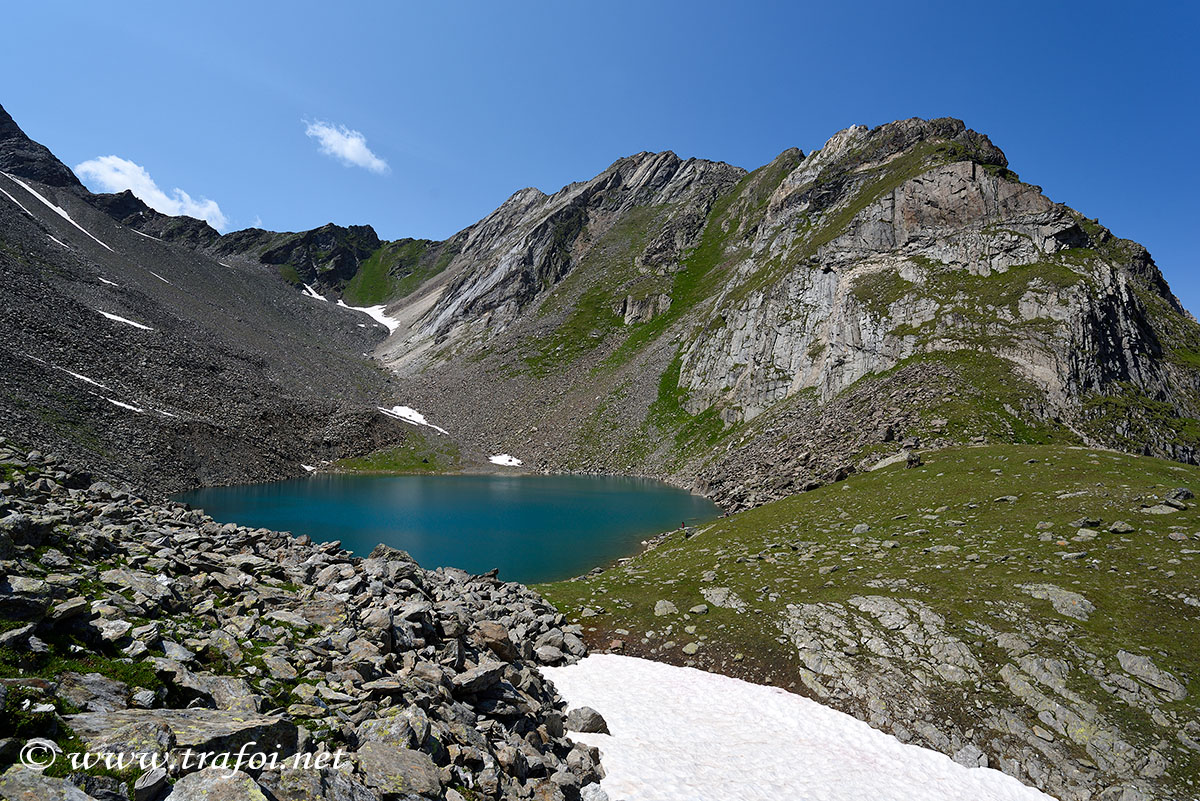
[541,444,1200,796]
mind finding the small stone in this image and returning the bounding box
[653,600,678,616]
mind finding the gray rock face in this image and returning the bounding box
[68,709,296,757]
[343,117,1200,520]
[1116,650,1187,700]
[778,593,1175,801]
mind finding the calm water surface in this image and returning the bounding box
[176,474,718,583]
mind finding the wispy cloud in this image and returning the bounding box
[304,120,389,174]
[75,155,229,231]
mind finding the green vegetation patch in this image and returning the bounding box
[648,351,732,460]
[541,444,1200,793]
[330,429,460,474]
[342,238,445,306]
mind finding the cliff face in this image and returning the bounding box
[372,118,1200,508]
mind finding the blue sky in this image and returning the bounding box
[2,2,1197,308]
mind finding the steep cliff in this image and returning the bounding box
[373,118,1200,509]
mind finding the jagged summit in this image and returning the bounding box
[0,102,81,187]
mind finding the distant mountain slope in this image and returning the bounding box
[6,104,1200,504]
[371,118,1200,509]
[0,104,416,492]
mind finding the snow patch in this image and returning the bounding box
[105,398,144,413]
[97,310,154,331]
[489,454,522,467]
[0,184,34,216]
[541,654,1053,801]
[47,235,69,249]
[337,298,399,333]
[54,366,109,390]
[131,228,163,242]
[156,409,178,418]
[148,270,172,285]
[2,172,115,252]
[98,277,119,287]
[301,464,317,472]
[377,405,449,435]
[302,284,328,301]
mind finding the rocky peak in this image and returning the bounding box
[259,222,383,289]
[0,103,82,188]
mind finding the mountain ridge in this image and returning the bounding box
[4,103,1200,511]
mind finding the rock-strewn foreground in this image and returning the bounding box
[0,443,604,801]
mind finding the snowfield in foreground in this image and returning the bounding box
[489,453,522,466]
[542,654,1054,801]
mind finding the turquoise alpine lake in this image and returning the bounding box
[176,474,719,583]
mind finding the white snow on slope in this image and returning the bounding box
[2,172,114,252]
[377,405,449,435]
[47,235,69,249]
[53,366,109,390]
[98,277,119,287]
[148,270,172,285]
[302,284,328,301]
[0,184,34,216]
[542,655,1055,801]
[97,310,153,331]
[131,228,163,242]
[106,398,144,413]
[337,298,399,333]
[301,464,317,472]
[489,454,522,466]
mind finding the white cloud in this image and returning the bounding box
[304,120,389,174]
[75,155,230,231]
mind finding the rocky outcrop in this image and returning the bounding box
[0,445,602,800]
[257,223,382,289]
[780,595,1162,801]
[386,151,745,362]
[0,104,81,188]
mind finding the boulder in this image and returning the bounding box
[67,709,298,757]
[0,765,97,800]
[565,707,610,734]
[354,742,441,797]
[164,768,268,801]
[57,672,129,713]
